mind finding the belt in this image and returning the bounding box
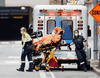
[76,47,83,49]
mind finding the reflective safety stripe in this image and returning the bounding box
[80,62,84,65]
[21,61,25,63]
[29,61,33,63]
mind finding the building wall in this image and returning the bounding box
[0,0,5,6]
[5,0,49,7]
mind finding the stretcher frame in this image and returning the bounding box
[35,43,64,71]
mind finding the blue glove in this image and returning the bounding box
[83,47,86,50]
[22,49,24,53]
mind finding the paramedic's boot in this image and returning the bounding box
[17,63,25,72]
[26,63,33,72]
[33,63,35,70]
[81,64,87,72]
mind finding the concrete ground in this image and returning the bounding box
[0,39,99,78]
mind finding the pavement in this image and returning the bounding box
[0,39,100,78]
[88,38,100,76]
[91,60,100,76]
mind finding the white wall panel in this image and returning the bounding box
[5,0,49,7]
[85,3,94,39]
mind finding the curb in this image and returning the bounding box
[91,66,100,76]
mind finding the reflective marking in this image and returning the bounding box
[80,62,84,65]
[50,72,56,78]
[39,70,47,78]
[29,61,33,63]
[1,42,9,44]
[21,61,25,63]
[5,61,19,64]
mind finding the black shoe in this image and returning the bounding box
[33,66,35,70]
[16,68,24,72]
[26,69,33,72]
[83,68,87,72]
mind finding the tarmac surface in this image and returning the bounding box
[0,39,99,78]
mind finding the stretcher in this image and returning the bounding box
[34,42,64,71]
[31,27,70,71]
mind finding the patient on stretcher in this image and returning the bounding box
[33,27,64,51]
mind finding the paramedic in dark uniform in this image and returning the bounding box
[70,30,88,72]
[17,27,34,72]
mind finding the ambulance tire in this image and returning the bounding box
[86,64,91,70]
[86,61,91,70]
[77,63,81,70]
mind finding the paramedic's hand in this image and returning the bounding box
[22,48,24,53]
[83,47,86,51]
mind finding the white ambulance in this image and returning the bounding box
[33,5,91,70]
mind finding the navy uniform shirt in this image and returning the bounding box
[73,35,87,49]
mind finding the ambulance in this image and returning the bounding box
[33,5,91,70]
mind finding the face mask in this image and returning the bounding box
[21,31,23,34]
[74,33,78,36]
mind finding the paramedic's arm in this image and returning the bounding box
[22,38,25,48]
[84,41,88,47]
[70,42,74,46]
[22,34,27,48]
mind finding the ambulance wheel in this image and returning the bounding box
[62,68,64,71]
[86,61,91,70]
[86,64,91,70]
[77,64,81,70]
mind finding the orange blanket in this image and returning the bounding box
[34,27,64,50]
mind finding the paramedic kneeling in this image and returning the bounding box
[17,27,34,72]
[70,30,88,72]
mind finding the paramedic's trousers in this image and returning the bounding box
[75,48,87,70]
[20,46,33,70]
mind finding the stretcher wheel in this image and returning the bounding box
[62,68,64,71]
[35,66,40,71]
[45,66,50,72]
[62,66,64,71]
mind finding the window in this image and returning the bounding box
[61,20,73,40]
[47,20,56,34]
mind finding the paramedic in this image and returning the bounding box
[70,30,88,72]
[17,27,34,72]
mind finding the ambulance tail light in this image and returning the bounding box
[38,24,43,26]
[38,21,43,23]
[74,10,82,12]
[71,12,77,16]
[40,10,42,12]
[78,24,83,26]
[49,12,55,16]
[40,9,47,12]
[38,27,43,30]
[61,12,68,17]
[78,28,83,30]
[78,21,83,23]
